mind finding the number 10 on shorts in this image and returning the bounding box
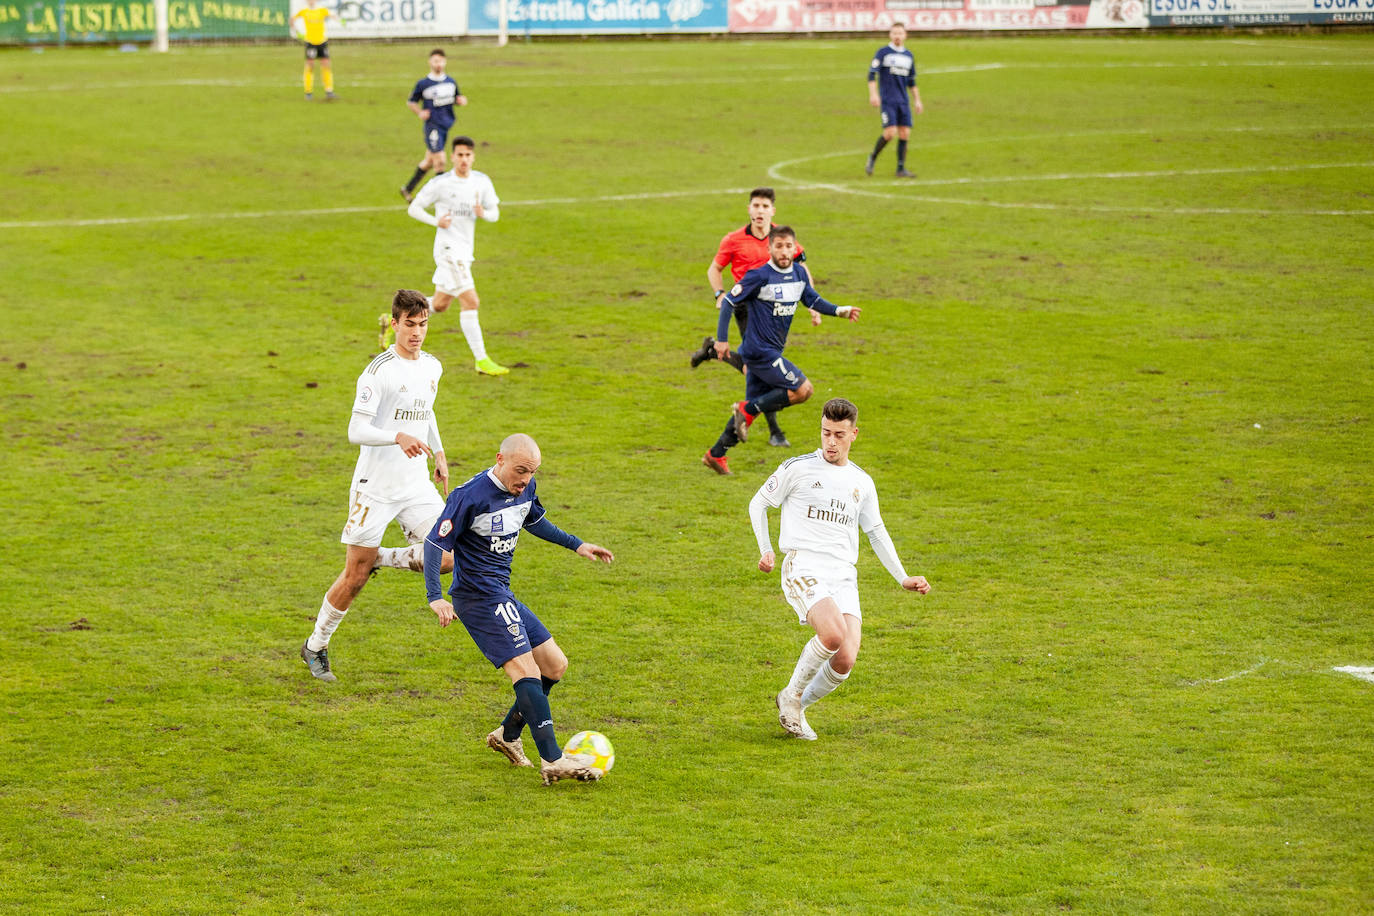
[495,600,522,637]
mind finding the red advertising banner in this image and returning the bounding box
[728,0,1145,30]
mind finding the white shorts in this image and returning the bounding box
[340,487,445,549]
[780,551,861,624]
[432,254,476,297]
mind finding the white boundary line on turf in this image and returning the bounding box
[0,64,1003,95]
[5,157,1374,229]
[4,59,1372,95]
[1184,660,1269,685]
[6,146,1374,229]
[767,153,1374,216]
[1333,666,1374,684]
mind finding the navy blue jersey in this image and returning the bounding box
[718,261,843,362]
[410,75,460,130]
[424,469,577,599]
[868,44,916,105]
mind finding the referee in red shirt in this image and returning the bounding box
[692,187,820,448]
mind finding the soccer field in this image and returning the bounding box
[2,31,1372,914]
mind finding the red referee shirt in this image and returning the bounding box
[712,223,806,282]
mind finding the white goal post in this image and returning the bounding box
[153,0,169,51]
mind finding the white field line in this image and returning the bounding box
[1334,666,1374,684]
[1184,660,1269,686]
[5,158,1374,230]
[765,156,1374,216]
[0,63,998,94]
[3,59,1372,94]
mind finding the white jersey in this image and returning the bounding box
[756,450,882,569]
[412,168,499,263]
[350,347,443,501]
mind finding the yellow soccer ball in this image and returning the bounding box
[563,730,615,776]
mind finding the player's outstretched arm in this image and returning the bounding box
[867,524,929,594]
[575,542,614,564]
[748,489,775,571]
[423,536,455,625]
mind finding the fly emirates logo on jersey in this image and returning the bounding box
[392,397,432,423]
[807,495,855,527]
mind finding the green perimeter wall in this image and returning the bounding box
[0,0,287,42]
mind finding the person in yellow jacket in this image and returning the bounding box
[291,0,339,101]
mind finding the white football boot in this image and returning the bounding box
[796,708,818,741]
[486,728,533,767]
[540,752,601,786]
[776,689,805,738]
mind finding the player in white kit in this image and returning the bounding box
[749,398,931,739]
[406,135,508,377]
[301,289,455,683]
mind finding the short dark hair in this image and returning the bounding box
[451,135,475,151]
[822,398,858,425]
[392,289,429,320]
[768,225,796,242]
[749,187,775,203]
[429,48,446,57]
[890,20,906,29]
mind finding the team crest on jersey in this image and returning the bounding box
[491,514,504,534]
[852,488,861,503]
[765,475,779,493]
[438,519,452,537]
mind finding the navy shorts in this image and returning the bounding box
[881,101,912,129]
[454,591,551,668]
[424,123,449,154]
[744,353,807,400]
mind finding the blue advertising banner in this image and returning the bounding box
[467,0,727,33]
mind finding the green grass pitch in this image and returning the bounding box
[1,31,1372,914]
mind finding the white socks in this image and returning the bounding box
[785,635,836,699]
[801,662,848,708]
[307,597,347,652]
[375,544,423,571]
[459,309,487,361]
